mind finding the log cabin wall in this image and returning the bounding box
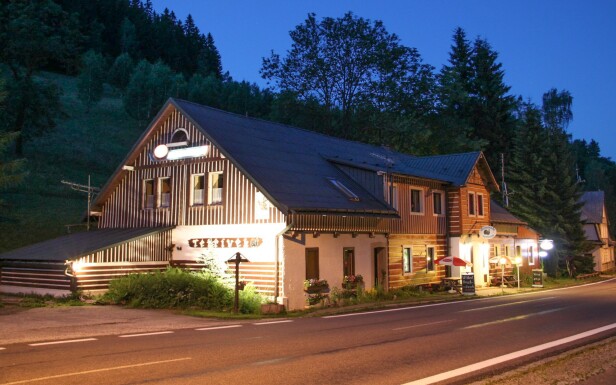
[387,234,447,288]
[99,108,285,228]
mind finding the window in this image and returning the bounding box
[343,248,355,277]
[209,171,223,204]
[433,191,443,215]
[529,246,535,265]
[143,179,155,209]
[158,177,171,208]
[403,246,412,273]
[427,247,435,271]
[494,245,500,258]
[411,189,423,214]
[192,174,205,206]
[515,245,521,258]
[477,194,484,216]
[468,192,476,216]
[305,248,319,280]
[328,177,360,201]
[505,245,510,257]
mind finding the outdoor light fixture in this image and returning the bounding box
[540,239,554,251]
[538,251,548,258]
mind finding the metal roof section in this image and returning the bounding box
[490,200,527,225]
[580,191,605,224]
[0,227,173,262]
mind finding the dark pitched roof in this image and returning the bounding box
[490,200,527,224]
[580,191,605,224]
[0,227,172,262]
[94,98,498,217]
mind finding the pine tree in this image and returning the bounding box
[77,50,106,112]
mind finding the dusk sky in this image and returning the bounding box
[152,0,616,161]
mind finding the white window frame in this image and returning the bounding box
[468,191,476,216]
[208,171,224,205]
[528,245,535,265]
[433,190,444,216]
[403,246,413,274]
[191,174,205,206]
[410,188,424,215]
[158,177,171,208]
[477,193,485,217]
[143,179,155,209]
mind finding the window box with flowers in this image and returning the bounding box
[304,279,330,294]
[343,274,364,290]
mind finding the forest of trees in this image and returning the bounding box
[1,1,615,277]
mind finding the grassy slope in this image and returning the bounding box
[0,73,143,252]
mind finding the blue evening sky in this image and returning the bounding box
[152,0,616,161]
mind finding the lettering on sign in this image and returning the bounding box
[188,238,262,248]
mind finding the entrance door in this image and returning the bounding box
[373,247,387,288]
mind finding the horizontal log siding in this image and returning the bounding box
[73,262,169,291]
[447,189,461,236]
[171,260,281,297]
[387,234,447,289]
[1,262,71,290]
[385,176,447,235]
[100,109,284,228]
[73,229,173,264]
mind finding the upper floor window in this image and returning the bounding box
[209,171,224,204]
[390,184,399,210]
[143,179,155,209]
[468,192,476,216]
[328,177,360,202]
[433,191,444,215]
[158,177,171,208]
[477,193,484,216]
[411,189,423,214]
[529,246,535,265]
[192,174,205,206]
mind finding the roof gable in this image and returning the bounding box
[580,191,605,224]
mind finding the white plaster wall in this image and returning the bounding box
[282,233,387,311]
[171,223,286,264]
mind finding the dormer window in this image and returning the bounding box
[328,178,360,202]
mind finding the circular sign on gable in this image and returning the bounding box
[153,144,169,159]
[480,225,497,239]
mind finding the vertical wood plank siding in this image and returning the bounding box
[99,110,285,228]
[73,229,173,264]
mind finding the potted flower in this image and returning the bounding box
[304,278,330,294]
[343,274,364,290]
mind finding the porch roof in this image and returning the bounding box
[0,227,173,262]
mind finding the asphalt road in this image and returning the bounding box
[1,280,616,385]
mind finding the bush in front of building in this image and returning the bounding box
[103,268,233,311]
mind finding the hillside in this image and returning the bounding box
[0,73,142,253]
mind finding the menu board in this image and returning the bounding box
[532,269,544,288]
[462,273,475,295]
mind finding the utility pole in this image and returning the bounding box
[61,175,100,231]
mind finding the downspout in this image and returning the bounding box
[274,210,295,304]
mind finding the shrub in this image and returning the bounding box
[238,284,264,314]
[104,268,233,310]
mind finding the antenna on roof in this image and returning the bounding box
[501,153,514,207]
[61,175,101,231]
[575,164,585,184]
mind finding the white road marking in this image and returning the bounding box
[458,297,556,313]
[253,320,293,326]
[0,357,192,385]
[324,300,483,319]
[28,338,97,347]
[402,322,616,385]
[0,347,5,351]
[196,324,242,331]
[463,308,565,329]
[118,331,174,338]
[392,320,454,331]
